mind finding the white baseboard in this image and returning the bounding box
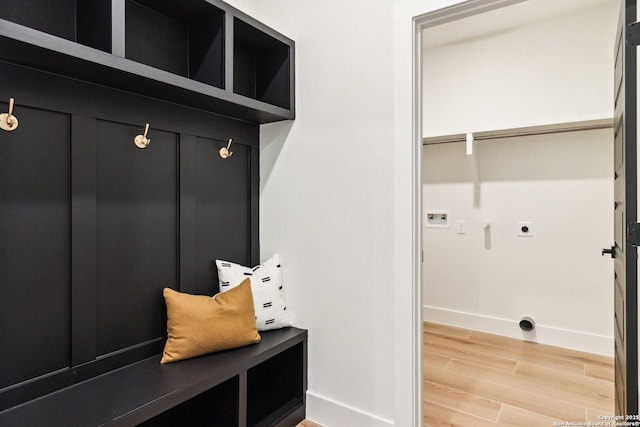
[306,390,394,427]
[423,305,613,357]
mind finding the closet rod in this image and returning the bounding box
[422,118,614,145]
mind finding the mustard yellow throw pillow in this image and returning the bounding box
[161,279,261,364]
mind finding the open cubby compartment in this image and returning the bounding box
[247,342,304,427]
[233,17,291,110]
[125,0,225,88]
[136,375,239,427]
[0,0,111,52]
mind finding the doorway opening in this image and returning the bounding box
[419,0,619,423]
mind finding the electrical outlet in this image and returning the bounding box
[456,220,466,234]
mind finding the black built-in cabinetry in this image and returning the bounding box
[0,0,302,425]
[0,327,307,426]
[0,0,294,123]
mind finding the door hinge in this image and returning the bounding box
[628,223,640,247]
[628,21,640,47]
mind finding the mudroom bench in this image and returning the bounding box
[0,328,307,427]
[0,1,300,425]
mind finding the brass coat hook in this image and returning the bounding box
[0,98,19,132]
[219,138,233,159]
[134,123,151,149]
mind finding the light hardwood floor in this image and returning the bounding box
[297,420,322,427]
[424,322,615,426]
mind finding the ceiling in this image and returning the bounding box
[422,0,618,48]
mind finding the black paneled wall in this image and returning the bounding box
[195,137,251,294]
[0,62,259,409]
[96,122,178,356]
[0,106,70,390]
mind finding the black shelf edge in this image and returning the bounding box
[0,19,294,124]
[0,328,307,427]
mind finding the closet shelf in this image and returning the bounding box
[0,0,295,124]
[423,118,614,145]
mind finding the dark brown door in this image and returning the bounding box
[612,0,638,416]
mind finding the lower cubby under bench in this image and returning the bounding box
[0,327,307,427]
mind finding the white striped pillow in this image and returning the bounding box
[215,255,291,331]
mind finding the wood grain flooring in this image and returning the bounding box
[423,322,614,426]
[297,420,322,427]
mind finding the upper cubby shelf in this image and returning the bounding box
[0,0,294,124]
[234,17,291,110]
[124,0,225,89]
[0,0,113,53]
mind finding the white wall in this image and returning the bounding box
[422,130,614,354]
[225,1,397,425]
[423,2,619,137]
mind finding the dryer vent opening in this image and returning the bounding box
[519,316,535,332]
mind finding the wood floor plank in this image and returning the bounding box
[424,400,501,427]
[515,361,614,406]
[469,329,612,366]
[587,407,613,422]
[464,331,585,375]
[425,363,586,421]
[424,351,451,368]
[498,405,560,427]
[584,362,614,382]
[423,323,615,425]
[450,358,612,414]
[424,333,518,373]
[424,322,473,339]
[426,325,584,375]
[423,380,502,422]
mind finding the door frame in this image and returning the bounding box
[391,0,632,425]
[617,0,639,414]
